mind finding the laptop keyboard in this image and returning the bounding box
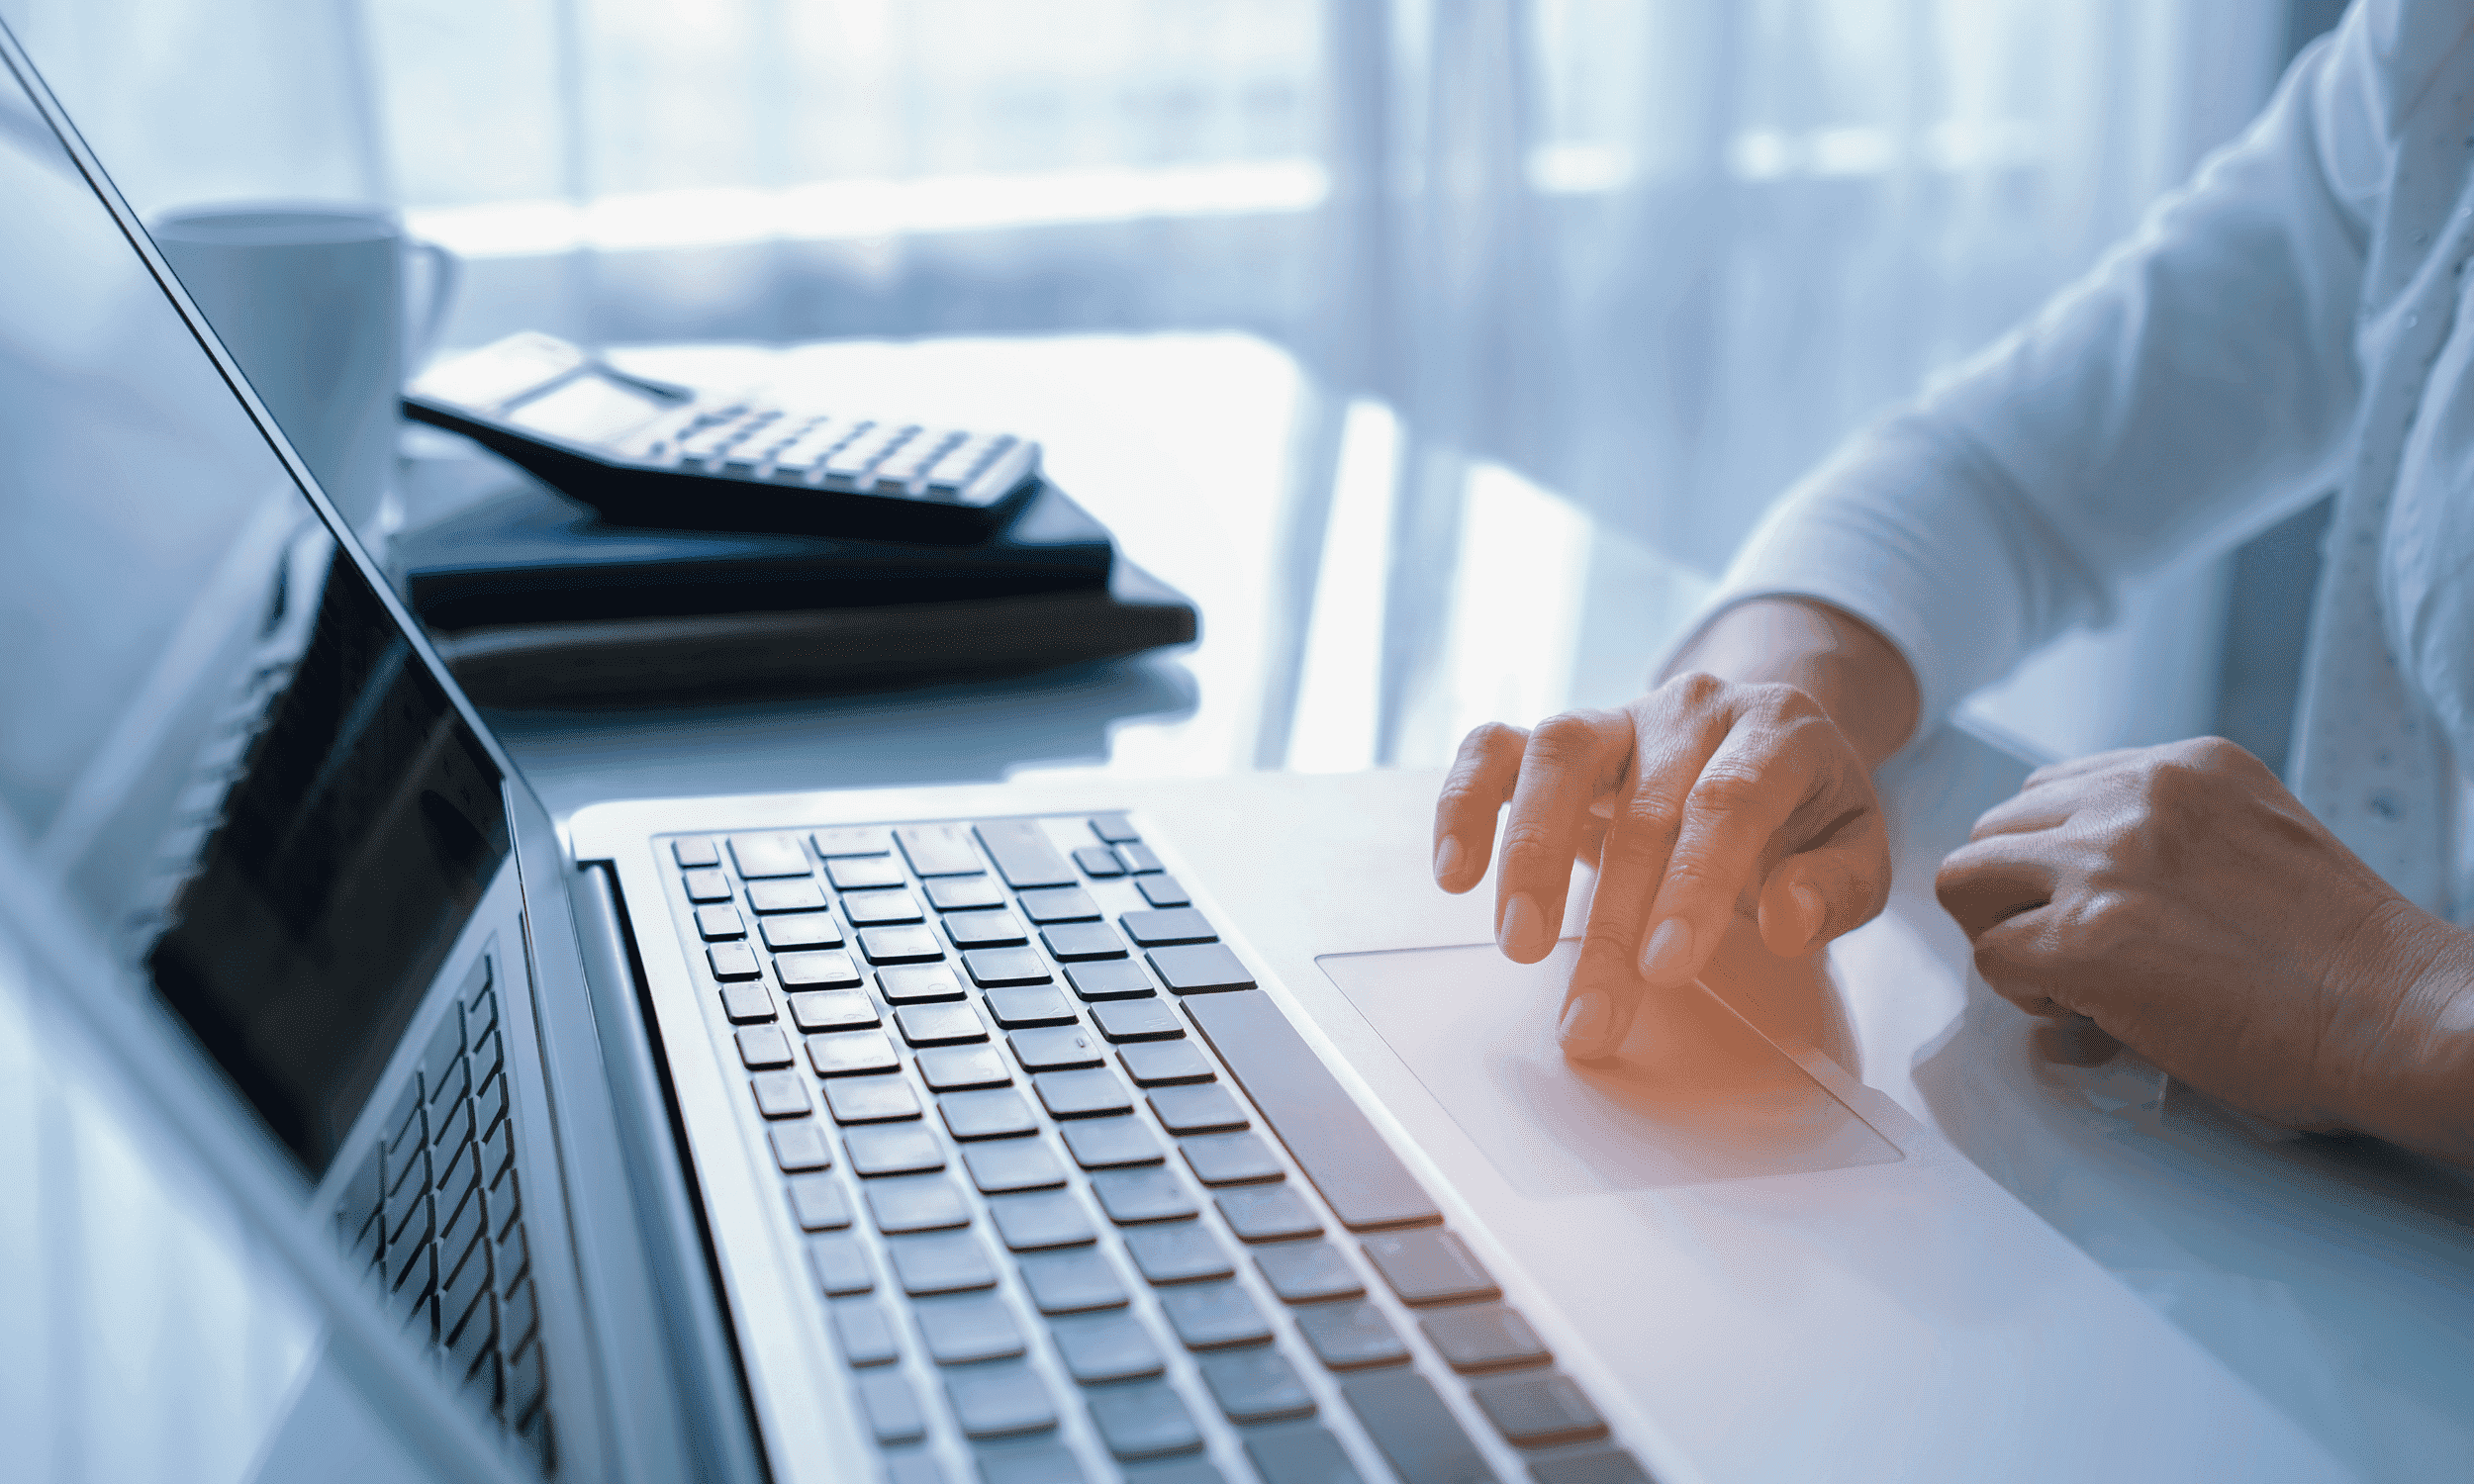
[333,954,557,1475]
[668,816,1655,1484]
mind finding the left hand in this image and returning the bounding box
[1934,736,2474,1142]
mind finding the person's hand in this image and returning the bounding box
[1432,673,1894,1059]
[1935,736,2474,1144]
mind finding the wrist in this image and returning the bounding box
[2326,901,2474,1164]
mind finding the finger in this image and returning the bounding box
[1635,718,1824,991]
[2021,746,2149,791]
[1555,704,1737,1056]
[1965,765,2116,842]
[1934,835,2058,941]
[1969,904,2080,1018]
[1434,722,1529,893]
[1757,807,1891,958]
[1494,709,1632,963]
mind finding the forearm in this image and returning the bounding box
[1661,597,1920,770]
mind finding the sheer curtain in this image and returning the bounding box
[4,0,2285,762]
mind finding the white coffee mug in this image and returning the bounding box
[150,203,458,547]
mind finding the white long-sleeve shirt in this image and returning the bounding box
[1708,0,2474,916]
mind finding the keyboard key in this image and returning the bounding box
[770,1122,833,1172]
[1158,1282,1274,1349]
[811,826,893,858]
[789,1172,855,1230]
[945,909,1029,949]
[1017,1248,1129,1315]
[988,1190,1096,1251]
[1218,1186,1323,1243]
[1420,1304,1552,1375]
[1114,844,1165,875]
[831,1299,901,1366]
[808,1232,876,1295]
[925,877,1007,911]
[1145,945,1255,995]
[962,1141,1068,1194]
[1297,1301,1410,1370]
[1060,1117,1163,1169]
[1245,1426,1364,1484]
[1119,1042,1214,1086]
[1136,875,1192,908]
[1119,908,1214,946]
[945,1361,1057,1438]
[1254,1241,1365,1304]
[708,943,761,980]
[1198,1349,1317,1425]
[974,820,1077,888]
[469,1029,504,1085]
[1365,1230,1497,1307]
[1015,886,1102,923]
[1088,813,1139,844]
[1035,1068,1134,1120]
[761,912,842,950]
[506,1336,547,1424]
[880,965,968,1004]
[1527,1449,1653,1484]
[916,1293,1028,1365]
[736,1025,795,1069]
[778,950,864,988]
[696,904,747,940]
[746,879,829,914]
[856,1369,928,1445]
[788,988,880,1033]
[974,1443,1084,1484]
[1091,1166,1197,1224]
[751,1071,813,1119]
[1123,1224,1233,1284]
[1342,1370,1493,1482]
[1182,1132,1283,1186]
[1049,1311,1167,1383]
[1041,923,1128,962]
[1009,1027,1105,1072]
[824,1074,923,1124]
[682,868,734,902]
[898,1002,989,1047]
[841,887,925,925]
[827,856,906,890]
[1072,845,1124,878]
[941,1088,1040,1141]
[1092,1000,1182,1042]
[430,1098,475,1157]
[719,982,776,1023]
[476,1071,510,1140]
[809,1030,902,1077]
[889,1232,998,1295]
[1088,1379,1202,1460]
[672,836,720,868]
[846,1126,946,1176]
[1063,961,1156,1001]
[1470,1372,1607,1448]
[1149,1085,1248,1135]
[984,986,1078,1029]
[860,925,946,965]
[918,1046,1012,1090]
[1185,992,1440,1231]
[729,833,810,879]
[965,948,1053,987]
[868,1174,973,1234]
[898,824,985,878]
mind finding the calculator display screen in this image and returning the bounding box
[0,62,511,1177]
[506,371,673,444]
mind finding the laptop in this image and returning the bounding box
[0,25,2350,1484]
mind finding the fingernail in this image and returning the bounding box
[1433,835,1464,883]
[1559,988,1615,1057]
[1639,917,1694,983]
[1791,881,1826,950]
[1498,892,1544,955]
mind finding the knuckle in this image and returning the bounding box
[1496,819,1564,862]
[1657,671,1728,709]
[1526,711,1602,766]
[1465,720,1529,757]
[1686,765,1769,816]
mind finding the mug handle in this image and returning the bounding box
[404,238,462,373]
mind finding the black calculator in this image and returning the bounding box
[405,331,1046,545]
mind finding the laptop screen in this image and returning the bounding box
[0,58,510,1177]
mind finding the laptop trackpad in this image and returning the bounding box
[1318,940,1900,1196]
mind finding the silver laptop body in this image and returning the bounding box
[0,25,2348,1484]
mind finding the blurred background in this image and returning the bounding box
[0,0,2337,771]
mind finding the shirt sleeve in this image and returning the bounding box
[1692,9,2407,733]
